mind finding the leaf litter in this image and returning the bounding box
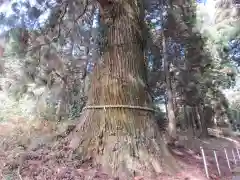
[0,118,236,180]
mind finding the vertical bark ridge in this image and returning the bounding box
[68,0,179,178]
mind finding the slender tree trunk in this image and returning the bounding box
[0,33,5,58]
[184,105,194,136]
[68,0,179,178]
[199,105,208,138]
[55,79,68,121]
[162,36,177,144]
[194,106,201,130]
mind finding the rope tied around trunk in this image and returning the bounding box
[82,105,158,113]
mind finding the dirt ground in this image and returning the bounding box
[0,118,239,180]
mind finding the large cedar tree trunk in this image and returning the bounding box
[68,0,179,178]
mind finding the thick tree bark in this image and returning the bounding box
[68,0,179,178]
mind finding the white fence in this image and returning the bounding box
[200,146,240,178]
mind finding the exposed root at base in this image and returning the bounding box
[66,111,180,179]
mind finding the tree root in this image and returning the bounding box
[66,110,180,179]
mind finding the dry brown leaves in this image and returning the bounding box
[0,118,236,180]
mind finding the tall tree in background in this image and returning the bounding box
[196,0,240,131]
[163,35,177,143]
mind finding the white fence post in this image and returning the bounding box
[232,149,237,165]
[213,150,221,176]
[224,148,231,171]
[200,146,209,179]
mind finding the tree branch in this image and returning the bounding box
[52,69,67,84]
[75,0,89,22]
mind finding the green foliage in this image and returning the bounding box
[0,0,238,133]
[69,100,84,120]
[0,94,36,122]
